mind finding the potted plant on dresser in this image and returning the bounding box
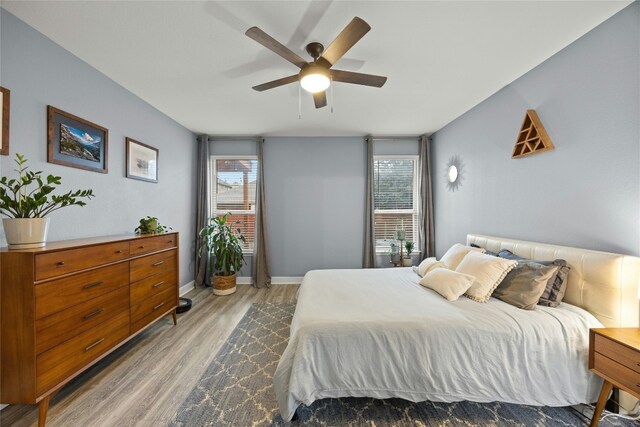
[199,213,246,296]
[0,153,94,248]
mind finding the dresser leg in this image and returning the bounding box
[38,395,52,427]
[172,308,177,325]
[590,380,613,427]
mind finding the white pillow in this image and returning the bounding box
[440,243,485,270]
[455,251,518,303]
[420,268,475,301]
[416,257,447,277]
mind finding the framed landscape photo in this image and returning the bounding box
[47,106,108,173]
[0,87,10,156]
[126,137,158,183]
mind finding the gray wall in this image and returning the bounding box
[0,10,198,286]
[431,2,639,257]
[263,137,365,276]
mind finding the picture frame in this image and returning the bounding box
[0,87,10,156]
[47,105,108,173]
[126,137,158,183]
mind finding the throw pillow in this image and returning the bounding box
[420,268,475,301]
[498,249,571,307]
[456,251,518,303]
[492,262,558,310]
[440,243,485,270]
[416,257,447,277]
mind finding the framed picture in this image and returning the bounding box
[47,106,108,173]
[0,87,10,156]
[126,137,158,183]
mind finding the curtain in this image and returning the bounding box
[195,134,211,287]
[418,134,435,258]
[252,137,271,288]
[363,135,376,268]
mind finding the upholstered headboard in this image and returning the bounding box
[467,234,640,328]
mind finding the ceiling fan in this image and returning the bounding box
[245,17,387,109]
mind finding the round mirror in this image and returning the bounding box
[447,165,458,183]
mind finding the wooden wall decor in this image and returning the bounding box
[512,109,554,158]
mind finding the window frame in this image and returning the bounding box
[373,154,420,253]
[210,155,258,255]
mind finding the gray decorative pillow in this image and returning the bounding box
[470,243,498,257]
[497,249,571,307]
[492,262,558,310]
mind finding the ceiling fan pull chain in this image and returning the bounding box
[330,76,334,113]
[298,84,302,119]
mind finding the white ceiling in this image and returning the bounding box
[2,1,631,137]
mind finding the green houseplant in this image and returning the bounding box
[199,213,246,296]
[0,153,94,248]
[135,216,172,234]
[403,240,414,267]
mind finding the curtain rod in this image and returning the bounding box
[371,136,421,141]
[209,135,260,141]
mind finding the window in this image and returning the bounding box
[210,157,257,253]
[373,156,419,252]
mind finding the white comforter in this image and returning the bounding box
[273,268,603,421]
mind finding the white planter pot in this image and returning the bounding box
[402,258,412,267]
[2,218,50,249]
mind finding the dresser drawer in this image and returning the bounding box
[35,262,129,319]
[36,310,130,395]
[129,234,177,256]
[593,352,640,398]
[35,241,130,281]
[594,334,640,375]
[35,286,129,355]
[130,250,177,283]
[130,287,177,333]
[130,269,177,306]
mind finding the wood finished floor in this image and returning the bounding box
[0,284,299,427]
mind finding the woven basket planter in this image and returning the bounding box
[213,273,237,296]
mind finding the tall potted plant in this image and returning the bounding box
[0,153,94,248]
[199,213,246,296]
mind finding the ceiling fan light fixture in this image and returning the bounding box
[299,64,330,93]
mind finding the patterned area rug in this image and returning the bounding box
[170,303,634,427]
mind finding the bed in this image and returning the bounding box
[273,234,640,421]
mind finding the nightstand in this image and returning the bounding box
[588,328,640,426]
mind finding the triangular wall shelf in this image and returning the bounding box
[512,110,554,158]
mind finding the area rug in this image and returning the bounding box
[170,303,634,426]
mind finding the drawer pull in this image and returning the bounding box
[139,246,145,249]
[153,302,165,311]
[82,308,104,320]
[153,281,165,288]
[82,281,103,290]
[84,338,105,352]
[57,261,65,266]
[152,261,165,267]
[116,250,123,254]
[168,240,173,243]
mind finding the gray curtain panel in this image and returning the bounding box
[195,134,211,287]
[363,135,376,268]
[252,137,271,288]
[418,134,435,258]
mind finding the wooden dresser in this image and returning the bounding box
[0,232,179,427]
[588,328,640,426]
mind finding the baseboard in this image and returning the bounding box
[179,280,195,297]
[235,276,303,285]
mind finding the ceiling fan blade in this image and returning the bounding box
[318,17,370,67]
[245,27,307,69]
[313,91,327,109]
[331,69,387,87]
[252,75,299,92]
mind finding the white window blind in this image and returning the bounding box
[210,157,258,253]
[373,156,419,252]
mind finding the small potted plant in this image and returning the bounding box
[199,213,246,296]
[389,242,401,266]
[0,153,94,248]
[135,216,171,234]
[403,240,414,267]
